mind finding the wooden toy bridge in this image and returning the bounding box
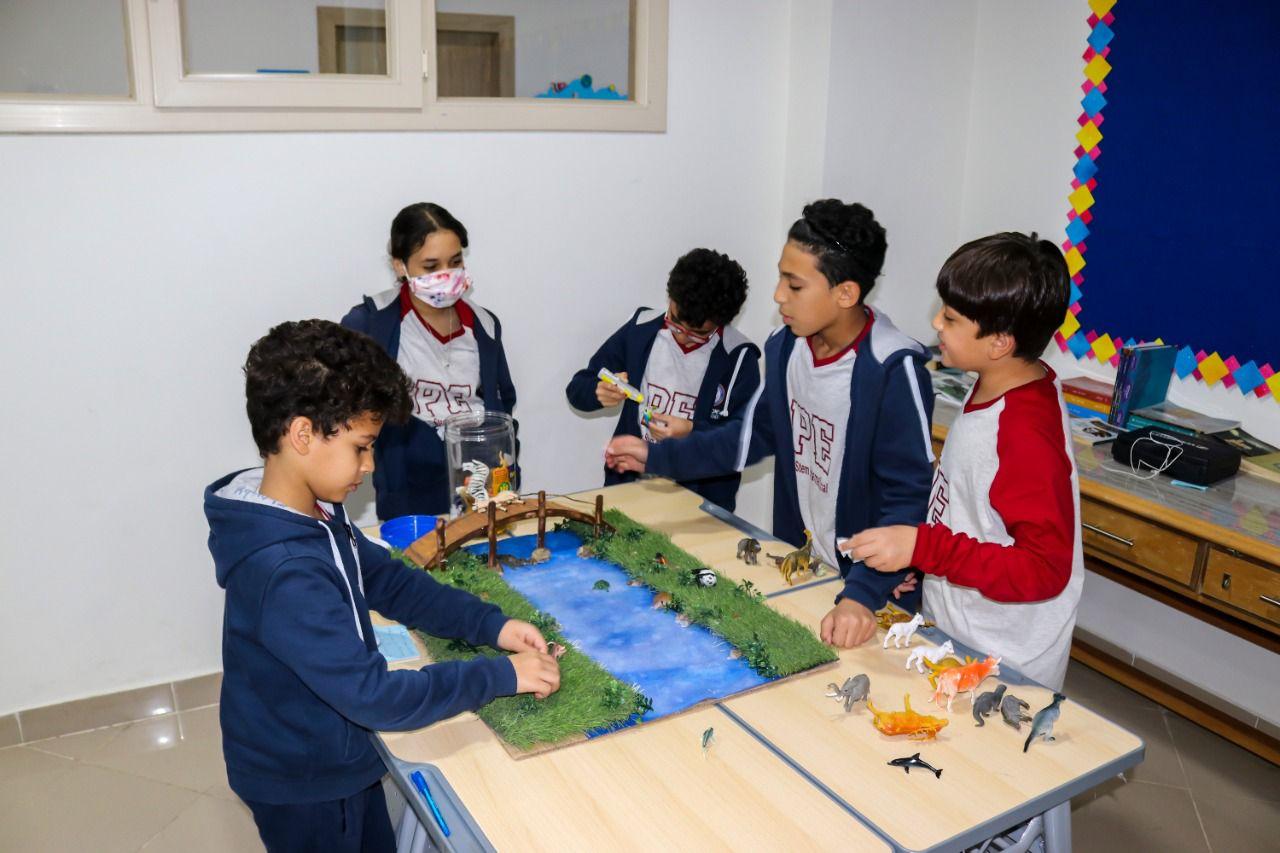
[403,491,612,570]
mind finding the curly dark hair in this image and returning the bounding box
[244,319,413,456]
[665,248,749,329]
[936,232,1070,361]
[786,199,888,301]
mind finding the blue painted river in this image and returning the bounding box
[469,531,769,721]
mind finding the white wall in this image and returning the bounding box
[0,0,791,715]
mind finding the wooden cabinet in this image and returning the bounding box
[1202,548,1280,627]
[1080,498,1200,587]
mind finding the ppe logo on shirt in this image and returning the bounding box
[927,468,950,524]
[413,380,474,426]
[791,400,835,489]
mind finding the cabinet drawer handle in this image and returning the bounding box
[1082,522,1134,547]
[1261,595,1280,608]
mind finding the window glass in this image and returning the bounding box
[0,0,131,97]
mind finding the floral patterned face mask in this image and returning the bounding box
[405,268,472,309]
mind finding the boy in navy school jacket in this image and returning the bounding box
[566,248,761,511]
[205,319,558,852]
[606,202,935,648]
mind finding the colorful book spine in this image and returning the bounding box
[1123,413,1197,436]
[1061,384,1113,405]
[1063,393,1110,414]
[1108,347,1137,426]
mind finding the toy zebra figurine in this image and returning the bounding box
[462,460,491,508]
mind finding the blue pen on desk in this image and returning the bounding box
[410,770,451,838]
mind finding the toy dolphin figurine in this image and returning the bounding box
[888,753,942,778]
[972,684,1007,727]
[1024,693,1067,752]
[701,726,715,751]
[1001,693,1032,731]
[825,674,871,712]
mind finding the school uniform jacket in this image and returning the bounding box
[645,310,936,613]
[565,307,762,511]
[341,288,517,520]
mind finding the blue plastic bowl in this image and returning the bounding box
[379,515,441,550]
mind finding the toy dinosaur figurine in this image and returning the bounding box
[972,684,1007,727]
[736,537,761,565]
[933,656,1001,713]
[1001,693,1032,731]
[1024,693,1066,752]
[867,694,949,740]
[923,655,977,688]
[883,613,925,649]
[825,674,871,712]
[905,640,955,673]
[768,529,814,585]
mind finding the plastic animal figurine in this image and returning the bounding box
[875,606,936,632]
[867,694,949,740]
[972,684,1007,727]
[736,537,761,565]
[701,726,715,751]
[693,568,717,587]
[905,639,955,673]
[883,613,925,649]
[592,579,610,591]
[923,655,977,688]
[651,591,673,610]
[888,753,942,778]
[825,674,871,712]
[654,553,669,569]
[1001,693,1032,731]
[462,460,491,505]
[1024,693,1066,752]
[546,642,568,660]
[932,656,1001,713]
[768,529,814,585]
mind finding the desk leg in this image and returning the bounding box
[1042,801,1071,853]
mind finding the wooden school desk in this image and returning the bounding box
[373,480,1143,852]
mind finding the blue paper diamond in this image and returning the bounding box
[1081,87,1108,118]
[1074,155,1099,182]
[1232,361,1265,395]
[1069,282,1083,305]
[1088,22,1115,52]
[1065,217,1091,245]
[1174,346,1198,378]
[1067,332,1092,358]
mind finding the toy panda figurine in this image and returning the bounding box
[693,568,717,587]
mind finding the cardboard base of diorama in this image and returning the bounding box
[492,658,841,761]
[403,507,840,761]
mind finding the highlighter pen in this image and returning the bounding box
[410,769,451,838]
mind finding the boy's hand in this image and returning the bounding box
[496,619,547,654]
[646,413,693,441]
[595,371,630,408]
[604,436,648,474]
[509,651,561,699]
[842,525,918,573]
[891,572,919,600]
[820,599,878,648]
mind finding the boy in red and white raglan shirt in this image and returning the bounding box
[845,232,1082,690]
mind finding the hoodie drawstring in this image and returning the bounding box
[319,522,365,642]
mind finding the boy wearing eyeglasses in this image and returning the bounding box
[566,248,760,512]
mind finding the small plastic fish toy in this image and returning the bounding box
[825,674,871,712]
[1024,693,1066,752]
[1001,693,1032,731]
[888,752,943,778]
[867,694,949,740]
[933,656,1001,713]
[972,684,1006,727]
[693,568,717,587]
[701,726,715,750]
[674,613,692,628]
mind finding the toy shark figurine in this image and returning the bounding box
[888,753,942,778]
[972,684,1007,727]
[1001,693,1032,731]
[1024,693,1067,752]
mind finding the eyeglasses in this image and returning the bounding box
[664,314,715,346]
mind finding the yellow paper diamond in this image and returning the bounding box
[1059,310,1081,339]
[1198,353,1229,386]
[1266,372,1280,402]
[1084,55,1112,86]
[1069,185,1096,214]
[1241,508,1268,537]
[1065,247,1086,276]
[1091,334,1117,363]
[1089,0,1117,18]
[1077,121,1103,151]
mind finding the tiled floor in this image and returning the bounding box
[2,662,1276,852]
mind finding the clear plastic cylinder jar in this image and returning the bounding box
[443,411,518,516]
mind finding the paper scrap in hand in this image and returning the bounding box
[374,624,421,662]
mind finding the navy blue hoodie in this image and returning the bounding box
[646,309,935,613]
[565,307,761,511]
[205,469,516,805]
[341,287,517,520]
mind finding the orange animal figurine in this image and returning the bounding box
[933,655,1001,713]
[867,694,949,740]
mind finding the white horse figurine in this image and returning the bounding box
[905,639,955,673]
[883,612,925,649]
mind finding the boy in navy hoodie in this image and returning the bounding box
[606,201,935,648]
[566,248,761,511]
[205,319,559,852]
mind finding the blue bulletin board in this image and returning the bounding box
[1056,0,1280,404]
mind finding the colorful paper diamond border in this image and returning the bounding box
[1053,0,1280,403]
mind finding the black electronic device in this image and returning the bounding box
[1110,426,1241,486]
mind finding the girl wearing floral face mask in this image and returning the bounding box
[341,202,518,519]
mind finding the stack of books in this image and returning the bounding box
[1209,427,1280,484]
[1061,376,1114,419]
[1108,342,1177,427]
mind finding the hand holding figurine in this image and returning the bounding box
[842,525,918,573]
